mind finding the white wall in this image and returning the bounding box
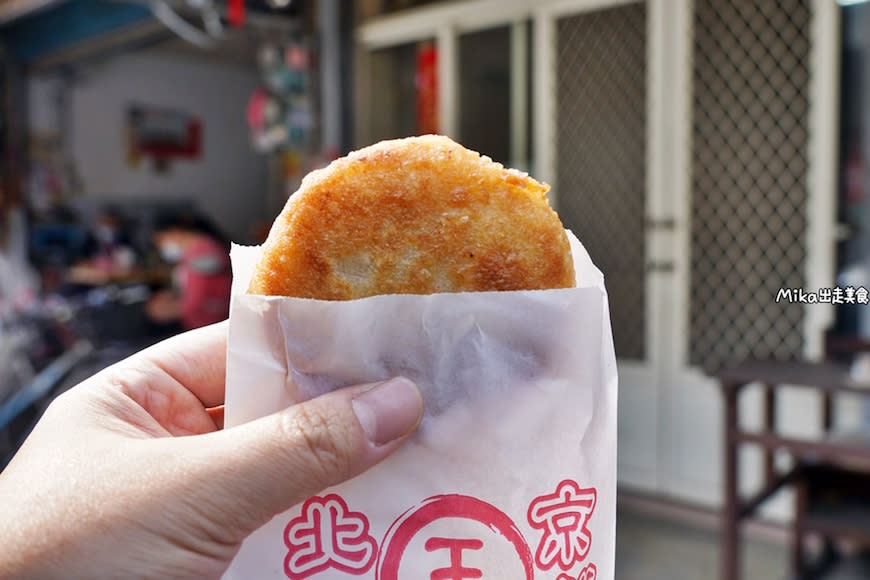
[28,51,268,243]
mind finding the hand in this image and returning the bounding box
[0,322,423,579]
[146,290,181,322]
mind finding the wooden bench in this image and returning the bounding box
[717,359,870,580]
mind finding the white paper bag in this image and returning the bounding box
[224,231,617,580]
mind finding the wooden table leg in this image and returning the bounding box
[763,385,776,486]
[792,473,806,578]
[822,392,833,433]
[722,385,740,580]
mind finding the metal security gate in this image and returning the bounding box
[555,3,648,362]
[690,0,810,374]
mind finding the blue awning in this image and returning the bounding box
[1,0,154,62]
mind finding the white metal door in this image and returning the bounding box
[658,0,839,511]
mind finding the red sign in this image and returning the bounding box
[228,0,245,26]
[127,105,202,160]
[416,42,439,135]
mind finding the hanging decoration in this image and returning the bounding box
[246,35,313,155]
[149,0,224,49]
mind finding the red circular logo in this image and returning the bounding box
[376,494,534,579]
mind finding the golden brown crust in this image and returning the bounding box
[247,135,575,299]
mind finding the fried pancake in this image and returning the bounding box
[247,135,575,299]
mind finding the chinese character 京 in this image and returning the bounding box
[857,286,870,305]
[527,480,597,571]
[284,494,377,579]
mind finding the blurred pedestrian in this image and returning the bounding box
[68,206,138,286]
[147,211,232,331]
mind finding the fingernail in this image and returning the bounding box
[352,377,423,445]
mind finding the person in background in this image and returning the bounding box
[147,211,232,331]
[0,187,38,309]
[67,206,138,286]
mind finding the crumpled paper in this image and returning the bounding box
[223,231,617,580]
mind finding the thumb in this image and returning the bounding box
[184,377,423,538]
